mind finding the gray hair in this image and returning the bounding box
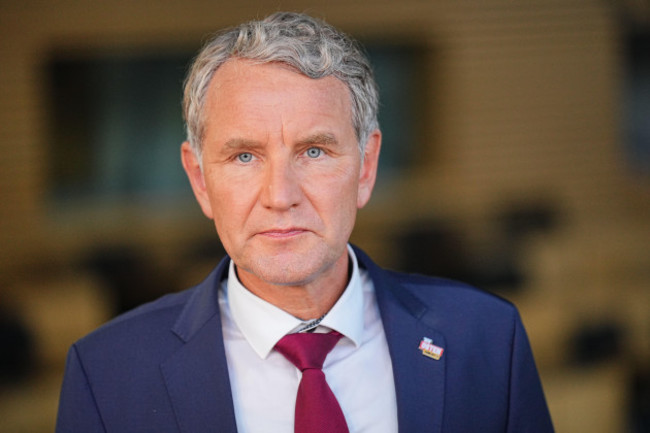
[183,11,379,158]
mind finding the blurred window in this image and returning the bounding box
[46,44,428,208]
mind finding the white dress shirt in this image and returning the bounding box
[218,245,398,433]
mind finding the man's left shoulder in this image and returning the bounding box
[396,271,513,307]
[384,269,520,327]
[355,246,519,327]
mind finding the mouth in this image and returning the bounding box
[257,228,309,238]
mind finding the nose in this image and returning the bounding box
[260,155,302,211]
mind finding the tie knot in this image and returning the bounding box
[275,331,343,371]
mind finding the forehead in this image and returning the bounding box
[207,58,350,97]
[202,59,353,136]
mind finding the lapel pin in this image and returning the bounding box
[419,337,444,360]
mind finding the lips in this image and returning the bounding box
[257,227,308,237]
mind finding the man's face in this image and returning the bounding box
[182,59,380,291]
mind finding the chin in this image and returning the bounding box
[240,248,337,286]
[250,260,322,286]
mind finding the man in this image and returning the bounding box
[56,12,553,433]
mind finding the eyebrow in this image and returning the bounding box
[296,132,339,147]
[222,138,265,152]
[222,133,339,151]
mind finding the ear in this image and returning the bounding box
[180,141,214,219]
[357,129,381,209]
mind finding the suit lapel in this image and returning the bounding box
[356,248,445,433]
[161,261,238,433]
[160,249,446,433]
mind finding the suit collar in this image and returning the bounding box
[170,258,229,342]
[354,246,445,433]
[162,258,238,433]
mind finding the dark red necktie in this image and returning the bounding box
[275,331,349,433]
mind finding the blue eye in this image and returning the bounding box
[306,147,322,158]
[237,153,253,163]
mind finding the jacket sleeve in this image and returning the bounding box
[506,311,555,432]
[56,345,107,433]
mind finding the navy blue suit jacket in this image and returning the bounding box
[56,247,553,432]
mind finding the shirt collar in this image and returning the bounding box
[227,244,364,359]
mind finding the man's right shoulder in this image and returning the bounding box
[72,261,224,367]
[74,287,197,351]
[74,261,226,349]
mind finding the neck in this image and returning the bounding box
[236,253,350,320]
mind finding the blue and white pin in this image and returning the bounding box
[418,337,444,360]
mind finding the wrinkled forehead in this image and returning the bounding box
[203,58,353,120]
[207,57,351,99]
[200,59,355,142]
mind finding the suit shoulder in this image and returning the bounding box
[385,270,518,318]
[355,247,513,314]
[74,286,196,351]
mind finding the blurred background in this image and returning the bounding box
[0,0,649,431]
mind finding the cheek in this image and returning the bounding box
[306,167,359,220]
[209,189,250,253]
[206,166,253,204]
[205,181,247,230]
